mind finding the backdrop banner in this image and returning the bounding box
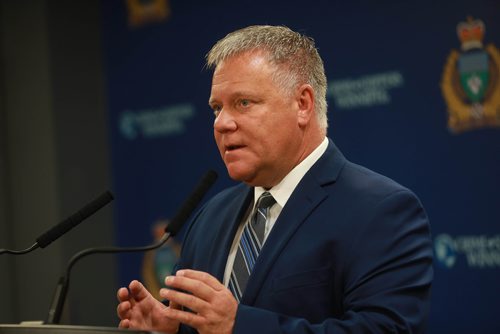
[101,1,500,332]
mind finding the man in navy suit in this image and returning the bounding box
[117,25,433,334]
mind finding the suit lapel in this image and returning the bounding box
[240,139,346,304]
[208,185,253,281]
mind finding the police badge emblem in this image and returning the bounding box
[441,17,500,133]
[126,0,170,27]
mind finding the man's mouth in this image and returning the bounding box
[225,145,244,152]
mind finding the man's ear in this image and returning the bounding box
[297,84,315,127]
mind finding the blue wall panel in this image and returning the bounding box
[102,1,500,332]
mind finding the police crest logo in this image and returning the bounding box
[441,17,500,133]
[126,0,170,27]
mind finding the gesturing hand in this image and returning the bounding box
[159,270,238,334]
[116,280,180,334]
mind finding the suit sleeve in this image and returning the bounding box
[232,189,433,334]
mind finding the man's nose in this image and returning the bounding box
[214,109,237,133]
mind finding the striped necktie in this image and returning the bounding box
[229,192,276,302]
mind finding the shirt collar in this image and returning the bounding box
[254,137,329,208]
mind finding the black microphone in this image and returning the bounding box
[45,170,218,324]
[0,191,114,255]
[37,191,114,248]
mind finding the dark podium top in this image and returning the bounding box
[0,325,150,334]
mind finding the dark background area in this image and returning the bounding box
[0,0,499,332]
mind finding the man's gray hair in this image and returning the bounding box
[206,25,328,131]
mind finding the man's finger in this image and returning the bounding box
[116,300,132,319]
[118,319,130,329]
[160,287,210,314]
[163,304,206,329]
[164,275,214,302]
[127,280,149,302]
[117,287,129,302]
[176,269,226,291]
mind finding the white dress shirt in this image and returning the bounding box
[223,137,329,286]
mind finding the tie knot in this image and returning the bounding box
[256,191,276,210]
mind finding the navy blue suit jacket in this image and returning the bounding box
[177,139,433,333]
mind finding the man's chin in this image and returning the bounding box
[226,167,255,185]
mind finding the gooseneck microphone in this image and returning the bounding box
[45,170,218,325]
[0,191,114,256]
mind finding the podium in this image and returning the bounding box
[0,325,150,334]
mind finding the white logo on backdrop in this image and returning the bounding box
[120,103,195,140]
[328,71,404,109]
[434,233,500,269]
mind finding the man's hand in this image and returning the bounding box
[117,280,180,334]
[159,270,238,334]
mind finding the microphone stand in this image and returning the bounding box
[45,170,217,324]
[45,233,171,324]
[45,170,217,325]
[0,243,39,255]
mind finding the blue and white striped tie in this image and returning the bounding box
[229,192,276,302]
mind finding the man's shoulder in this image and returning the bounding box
[346,161,408,190]
[332,159,421,208]
[319,140,413,197]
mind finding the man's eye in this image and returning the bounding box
[212,105,222,116]
[240,99,250,107]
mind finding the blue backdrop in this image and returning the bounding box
[101,0,500,332]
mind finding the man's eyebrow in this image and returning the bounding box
[209,92,257,106]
